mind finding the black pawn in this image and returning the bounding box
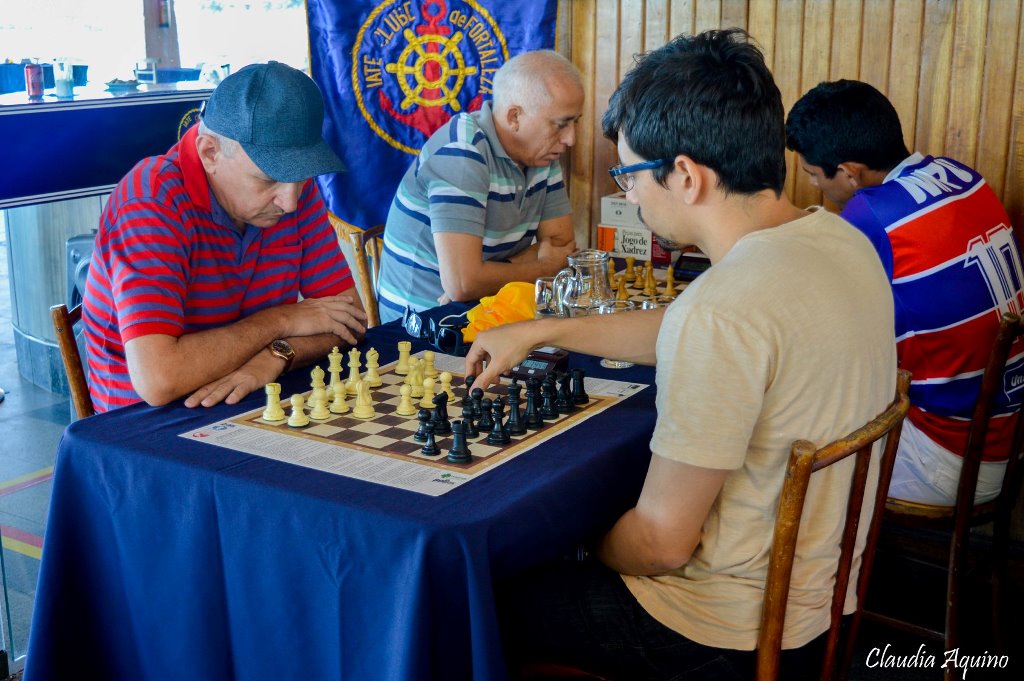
[463,375,476,406]
[447,420,471,463]
[571,367,589,405]
[487,402,511,445]
[557,373,576,413]
[540,376,559,420]
[413,409,431,442]
[506,382,526,435]
[524,382,543,430]
[461,405,479,437]
[432,393,452,436]
[470,387,485,419]
[477,397,494,430]
[420,422,439,456]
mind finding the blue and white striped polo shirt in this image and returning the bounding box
[377,101,571,322]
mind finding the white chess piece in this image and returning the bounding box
[396,341,412,375]
[409,359,424,398]
[423,350,438,378]
[287,394,310,427]
[327,346,344,393]
[395,384,417,416]
[330,379,350,414]
[310,365,328,406]
[352,380,375,419]
[365,347,382,387]
[310,393,331,420]
[346,348,363,395]
[439,371,456,403]
[419,377,436,409]
[262,383,285,421]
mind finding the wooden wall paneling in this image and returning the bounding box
[669,0,697,38]
[914,0,956,156]
[619,1,647,81]
[694,0,722,34]
[792,0,835,210]
[773,0,807,203]
[645,0,671,49]
[570,0,598,246]
[590,0,626,244]
[944,0,989,166]
[830,0,864,81]
[888,0,925,149]
[975,0,1020,196]
[746,0,778,69]
[859,0,895,90]
[720,0,749,31]
[1004,4,1024,232]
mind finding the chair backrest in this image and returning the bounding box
[756,369,911,681]
[330,215,384,328]
[50,303,95,419]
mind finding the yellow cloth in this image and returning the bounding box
[462,282,536,341]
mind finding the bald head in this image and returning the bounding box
[493,50,583,115]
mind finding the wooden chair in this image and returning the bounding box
[330,215,384,328]
[757,369,911,681]
[860,312,1024,679]
[50,303,95,419]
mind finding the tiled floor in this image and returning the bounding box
[0,216,69,667]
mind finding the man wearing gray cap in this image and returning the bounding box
[82,61,366,412]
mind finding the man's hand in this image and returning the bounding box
[275,294,366,343]
[536,237,576,269]
[184,348,282,408]
[465,319,549,390]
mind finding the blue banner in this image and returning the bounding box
[308,0,558,230]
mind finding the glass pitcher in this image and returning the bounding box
[552,249,616,317]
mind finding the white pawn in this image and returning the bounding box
[423,350,438,378]
[396,341,412,375]
[287,394,310,427]
[439,371,456,403]
[330,379,350,414]
[419,377,437,409]
[345,348,363,395]
[352,380,375,419]
[310,365,328,406]
[395,384,417,416]
[310,393,331,421]
[262,382,285,422]
[365,347,382,387]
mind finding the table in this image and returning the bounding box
[24,304,657,681]
[0,63,88,95]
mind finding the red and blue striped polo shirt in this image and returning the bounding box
[82,125,353,412]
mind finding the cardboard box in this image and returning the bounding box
[597,224,671,265]
[600,192,643,228]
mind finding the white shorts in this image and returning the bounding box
[888,418,1006,505]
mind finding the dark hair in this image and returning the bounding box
[785,79,909,178]
[602,28,786,195]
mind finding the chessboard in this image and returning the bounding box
[609,258,688,307]
[229,352,620,477]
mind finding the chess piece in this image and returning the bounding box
[464,375,476,403]
[524,379,543,430]
[327,346,344,393]
[643,262,657,297]
[477,397,494,430]
[506,381,526,435]
[395,384,417,416]
[447,421,472,463]
[420,422,439,456]
[420,377,437,409]
[461,405,479,437]
[607,258,616,290]
[364,347,382,387]
[262,382,286,421]
[664,267,676,297]
[540,377,559,420]
[557,372,576,413]
[330,379,350,414]
[571,367,589,405]
[310,393,331,420]
[396,341,412,375]
[616,275,629,301]
[413,409,431,442]
[345,348,363,395]
[439,371,456,403]
[624,256,636,282]
[310,365,328,406]
[470,387,484,420]
[287,394,310,427]
[432,392,452,436]
[351,380,375,419]
[409,359,424,398]
[423,350,438,378]
[486,401,510,445]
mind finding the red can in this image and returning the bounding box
[24,63,44,99]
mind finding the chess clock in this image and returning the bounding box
[508,347,569,381]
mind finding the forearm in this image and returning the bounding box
[596,509,690,576]
[442,258,567,301]
[531,309,664,365]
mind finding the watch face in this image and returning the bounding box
[271,340,294,357]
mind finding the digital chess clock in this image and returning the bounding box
[508,346,570,381]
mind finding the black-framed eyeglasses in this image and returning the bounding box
[608,158,672,192]
[402,308,470,356]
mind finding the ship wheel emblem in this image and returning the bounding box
[385,28,479,111]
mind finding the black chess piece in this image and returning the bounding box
[463,375,476,407]
[571,367,589,405]
[486,402,511,445]
[540,380,559,421]
[524,381,543,430]
[557,372,576,413]
[432,393,452,436]
[477,397,494,430]
[420,422,439,456]
[470,387,484,419]
[506,382,525,435]
[447,420,472,463]
[461,405,479,437]
[413,409,431,442]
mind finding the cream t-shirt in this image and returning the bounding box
[623,208,897,650]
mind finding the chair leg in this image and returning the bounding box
[945,530,968,680]
[991,511,1011,651]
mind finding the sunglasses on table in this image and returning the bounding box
[402,308,470,356]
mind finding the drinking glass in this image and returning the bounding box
[641,295,676,310]
[535,276,559,318]
[597,300,636,368]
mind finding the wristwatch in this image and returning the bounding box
[268,339,296,373]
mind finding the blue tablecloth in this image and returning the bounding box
[25,304,657,681]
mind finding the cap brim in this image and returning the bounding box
[242,138,346,183]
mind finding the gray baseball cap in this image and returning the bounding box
[201,61,344,182]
